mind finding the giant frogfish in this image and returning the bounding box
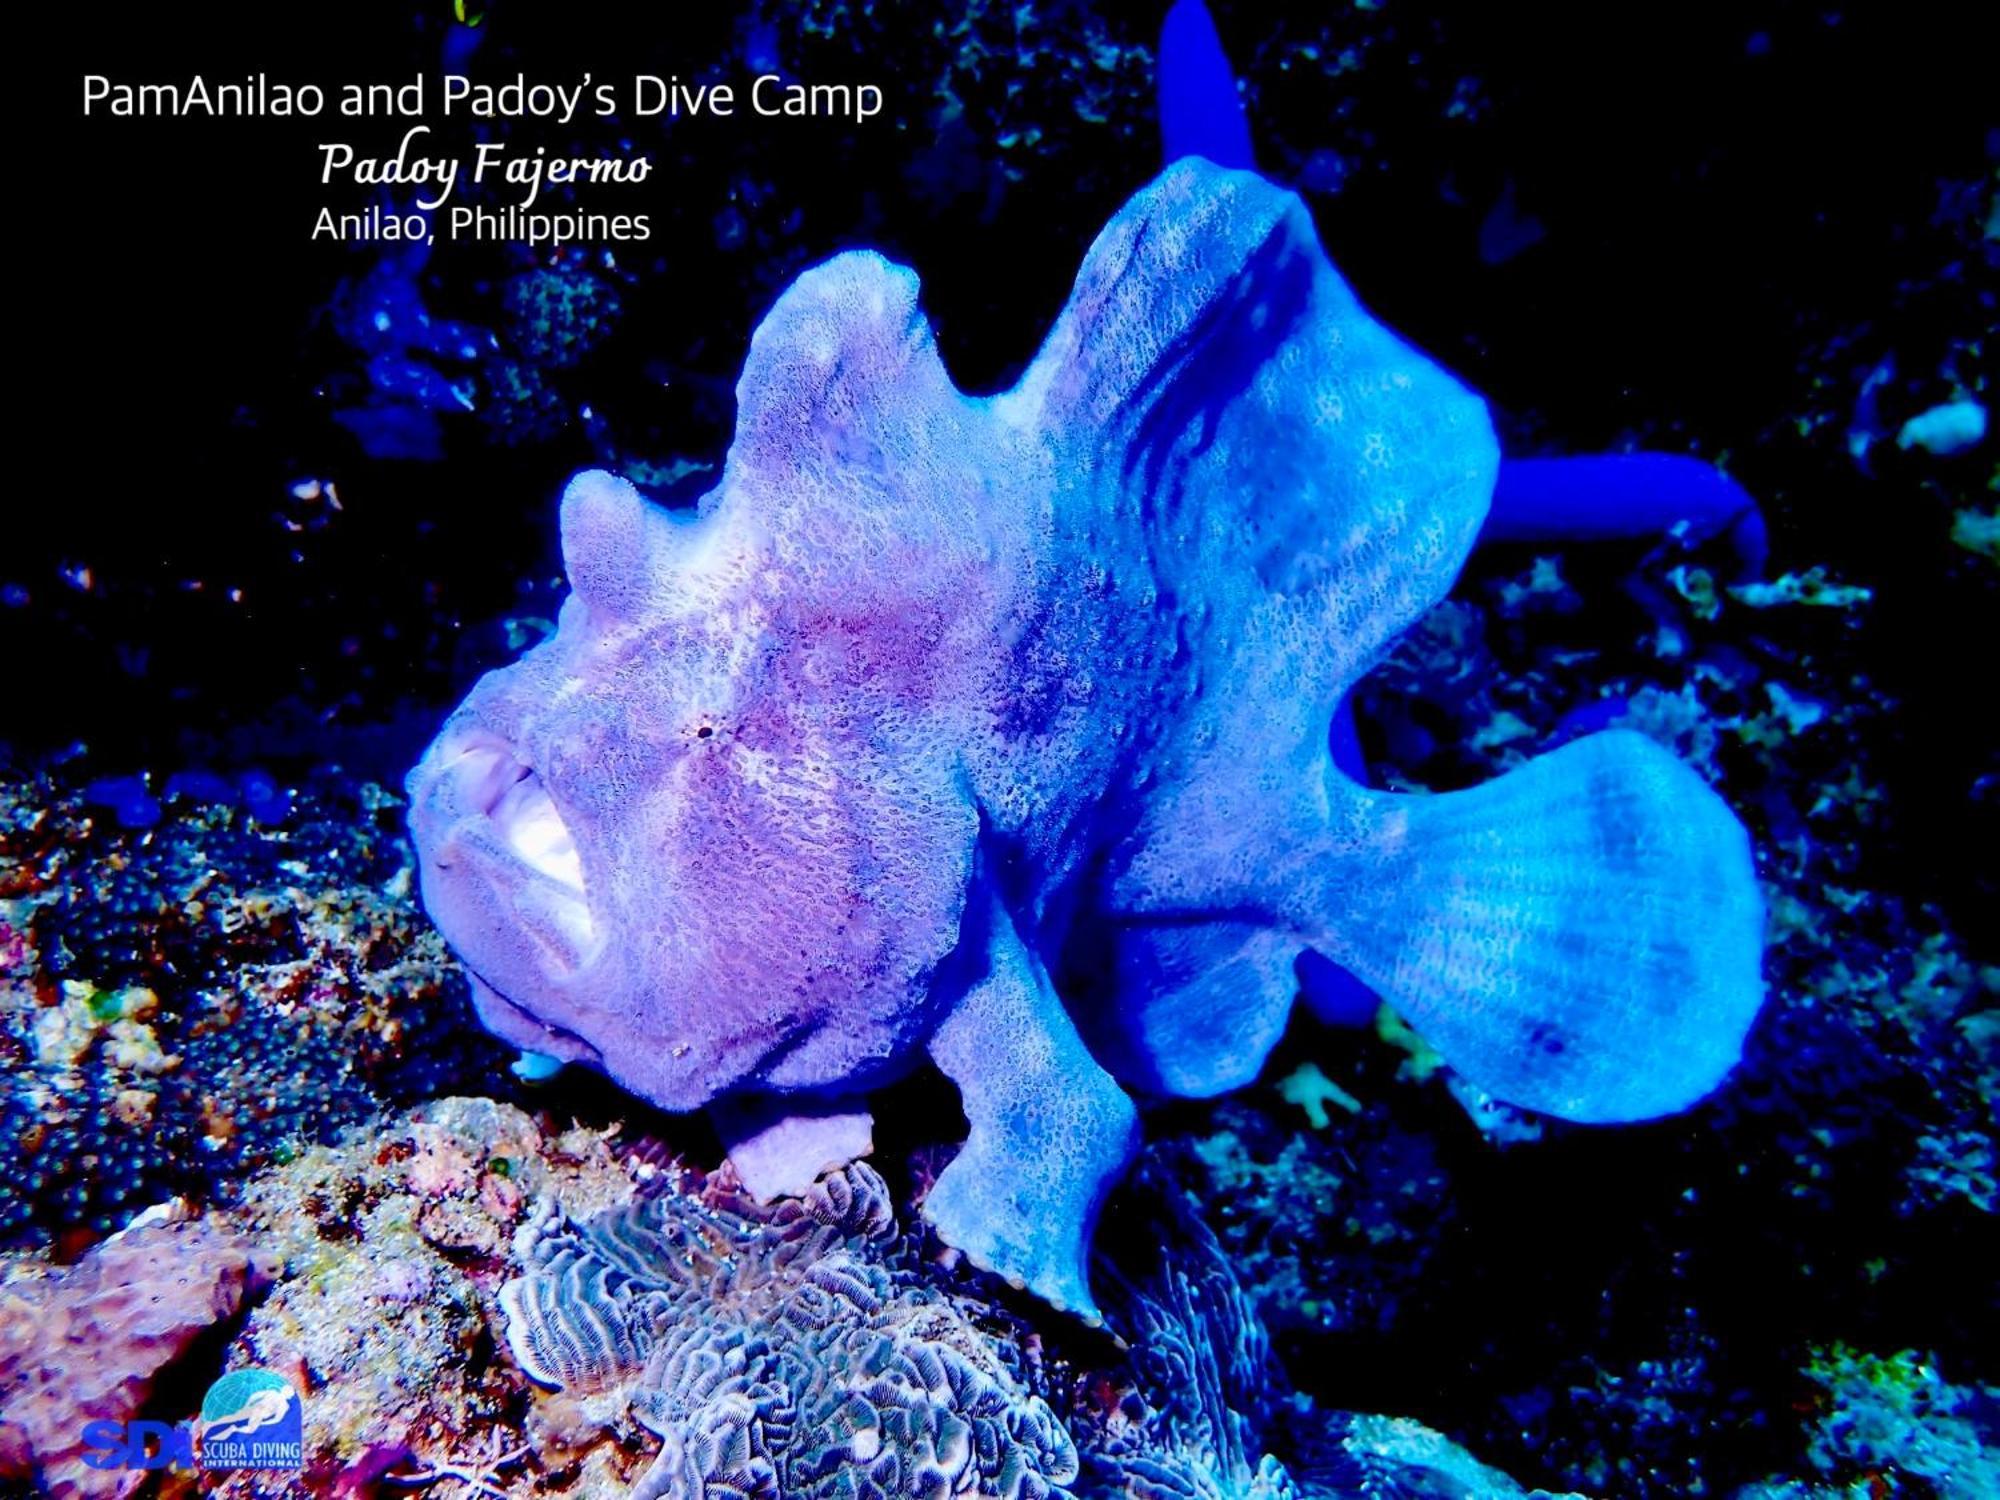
[406,160,1765,1321]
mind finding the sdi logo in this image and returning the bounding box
[80,1367,304,1474]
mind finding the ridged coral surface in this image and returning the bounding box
[503,1161,1079,1500]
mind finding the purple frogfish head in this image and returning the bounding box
[405,467,978,1112]
[405,470,737,1107]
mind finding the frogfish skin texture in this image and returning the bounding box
[405,159,1765,1322]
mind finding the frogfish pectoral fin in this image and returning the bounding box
[1307,729,1765,1122]
[1071,919,1302,1098]
[924,887,1138,1324]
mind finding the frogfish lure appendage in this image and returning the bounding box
[405,159,1766,1320]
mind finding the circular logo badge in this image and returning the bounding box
[199,1368,303,1471]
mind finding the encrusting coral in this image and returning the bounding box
[0,1211,266,1499]
[0,767,502,1246]
[212,1095,633,1487]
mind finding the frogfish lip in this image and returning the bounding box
[417,731,599,974]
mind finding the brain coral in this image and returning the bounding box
[408,157,1765,1320]
[501,1160,1079,1500]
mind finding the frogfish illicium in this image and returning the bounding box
[405,159,1764,1320]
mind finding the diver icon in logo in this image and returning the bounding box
[198,1368,304,1471]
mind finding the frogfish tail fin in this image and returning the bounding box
[1312,730,1764,1122]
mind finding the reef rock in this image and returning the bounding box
[220,1095,634,1475]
